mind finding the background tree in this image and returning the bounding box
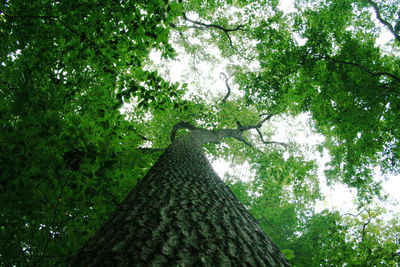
[1,0,399,266]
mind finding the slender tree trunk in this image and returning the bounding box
[69,131,290,266]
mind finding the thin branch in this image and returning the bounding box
[341,208,367,218]
[237,114,273,132]
[183,13,244,33]
[220,72,231,103]
[0,11,58,19]
[182,13,253,60]
[325,55,400,83]
[124,123,152,142]
[365,0,400,43]
[257,215,281,232]
[256,128,288,148]
[33,184,65,266]
[0,3,85,19]
[133,129,151,142]
[341,208,377,243]
[183,13,235,51]
[361,216,371,243]
[55,18,116,72]
[135,147,164,153]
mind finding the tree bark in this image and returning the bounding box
[69,130,290,266]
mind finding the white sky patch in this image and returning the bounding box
[279,0,296,13]
[213,158,255,183]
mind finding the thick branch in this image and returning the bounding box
[170,115,275,149]
[366,0,400,43]
[170,122,200,142]
[237,114,273,131]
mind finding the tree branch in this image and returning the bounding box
[132,128,151,142]
[170,115,276,151]
[365,0,400,43]
[182,13,235,49]
[0,11,58,19]
[361,215,371,243]
[220,72,231,103]
[183,13,244,34]
[170,121,200,142]
[325,55,400,83]
[256,128,288,148]
[135,147,164,153]
[55,18,116,71]
[182,13,253,60]
[236,114,273,131]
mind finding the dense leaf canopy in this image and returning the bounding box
[1,0,399,265]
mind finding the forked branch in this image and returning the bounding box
[170,115,285,151]
[256,129,288,148]
[236,114,273,131]
[170,121,200,142]
[183,13,244,34]
[182,13,252,59]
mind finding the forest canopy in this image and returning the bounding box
[1,0,399,265]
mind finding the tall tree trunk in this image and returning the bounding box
[69,130,290,266]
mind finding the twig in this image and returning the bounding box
[0,11,58,19]
[134,130,151,142]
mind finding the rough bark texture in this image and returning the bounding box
[69,131,290,266]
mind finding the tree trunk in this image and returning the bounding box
[69,131,290,266]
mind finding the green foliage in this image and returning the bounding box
[0,0,181,265]
[1,0,399,265]
[234,0,400,199]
